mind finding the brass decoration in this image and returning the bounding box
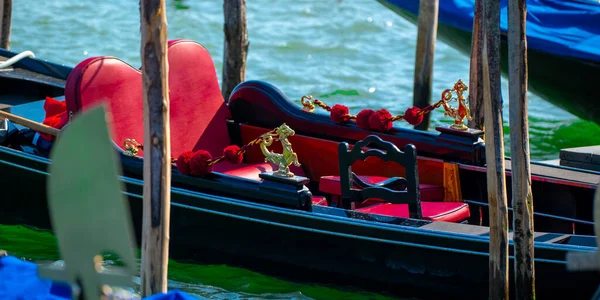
[300,95,316,113]
[123,138,141,156]
[441,79,472,130]
[259,123,301,177]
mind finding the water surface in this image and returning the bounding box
[0,224,398,299]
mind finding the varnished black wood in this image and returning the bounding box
[338,135,422,219]
[259,171,313,211]
[351,173,407,191]
[228,80,486,166]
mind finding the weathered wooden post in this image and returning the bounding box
[412,0,438,131]
[508,0,535,298]
[140,0,171,296]
[222,0,248,101]
[468,0,484,130]
[481,0,509,298]
[0,0,12,49]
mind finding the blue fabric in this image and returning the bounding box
[0,255,71,299]
[384,0,600,63]
[143,290,202,300]
[0,256,198,300]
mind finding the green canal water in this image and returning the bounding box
[0,225,396,299]
[4,0,600,298]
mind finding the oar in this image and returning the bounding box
[37,104,136,299]
[0,109,60,136]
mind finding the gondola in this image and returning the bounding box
[1,39,599,299]
[376,0,600,126]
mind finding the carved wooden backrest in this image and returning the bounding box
[338,135,423,219]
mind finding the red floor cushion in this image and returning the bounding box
[312,196,327,206]
[213,162,275,181]
[357,202,470,223]
[319,175,444,201]
[213,161,305,181]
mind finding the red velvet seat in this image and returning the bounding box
[356,202,470,223]
[64,39,303,180]
[319,175,470,222]
[312,196,327,206]
[213,161,277,181]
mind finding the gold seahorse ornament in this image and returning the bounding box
[259,123,301,177]
[441,79,472,130]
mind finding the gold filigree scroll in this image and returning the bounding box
[123,138,142,156]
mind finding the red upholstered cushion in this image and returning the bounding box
[65,56,145,155]
[166,39,232,158]
[312,196,327,206]
[214,162,274,181]
[65,39,232,158]
[65,39,302,181]
[214,162,305,181]
[319,175,444,201]
[357,202,470,223]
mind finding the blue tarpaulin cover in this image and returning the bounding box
[0,255,198,299]
[385,0,600,63]
[0,255,70,299]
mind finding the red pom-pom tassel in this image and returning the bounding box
[223,145,243,164]
[368,109,393,132]
[176,151,195,175]
[189,150,213,176]
[404,106,423,126]
[40,96,69,141]
[356,109,374,130]
[43,96,67,116]
[330,104,351,123]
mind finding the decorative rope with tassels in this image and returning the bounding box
[301,95,446,132]
[123,128,278,177]
[300,79,471,132]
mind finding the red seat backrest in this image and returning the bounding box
[64,39,232,158]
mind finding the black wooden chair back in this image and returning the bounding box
[338,135,423,219]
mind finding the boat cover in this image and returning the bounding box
[384,0,600,63]
[0,255,197,299]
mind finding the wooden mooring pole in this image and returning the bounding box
[467,0,484,130]
[481,0,509,298]
[412,0,438,131]
[0,0,12,49]
[140,0,171,296]
[222,0,248,101]
[508,0,535,298]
